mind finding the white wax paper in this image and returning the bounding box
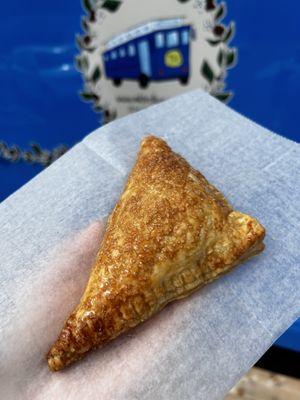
[0,90,299,400]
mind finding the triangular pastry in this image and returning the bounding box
[47,136,265,371]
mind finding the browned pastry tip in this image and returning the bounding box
[47,135,265,371]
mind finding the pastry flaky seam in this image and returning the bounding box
[47,135,265,371]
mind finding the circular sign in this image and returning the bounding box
[77,0,237,122]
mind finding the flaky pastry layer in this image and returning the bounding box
[47,136,265,371]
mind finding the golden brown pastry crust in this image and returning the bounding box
[47,135,265,371]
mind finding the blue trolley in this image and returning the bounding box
[102,19,193,88]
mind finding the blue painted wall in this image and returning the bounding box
[226,1,300,142]
[0,1,100,200]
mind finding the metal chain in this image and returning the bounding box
[0,141,68,168]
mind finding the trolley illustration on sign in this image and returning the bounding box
[102,19,193,88]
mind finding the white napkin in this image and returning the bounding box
[0,90,299,400]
